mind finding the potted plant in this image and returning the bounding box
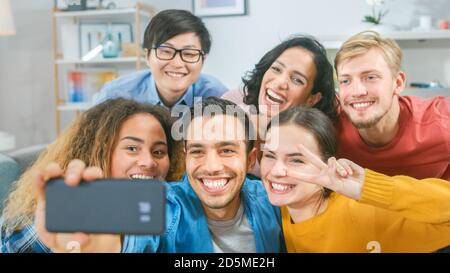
[362,0,394,32]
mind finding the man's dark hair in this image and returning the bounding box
[143,9,212,55]
[242,35,338,121]
[185,97,255,154]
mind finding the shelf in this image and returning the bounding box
[57,103,93,111]
[55,57,146,64]
[53,8,152,19]
[386,30,450,40]
[52,2,155,134]
[402,87,450,98]
[317,30,450,49]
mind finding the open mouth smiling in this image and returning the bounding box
[130,174,155,180]
[198,177,232,193]
[165,71,187,78]
[268,180,295,194]
[265,89,286,105]
[349,100,375,111]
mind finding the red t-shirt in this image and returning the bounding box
[337,96,450,180]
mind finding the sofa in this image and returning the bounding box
[0,144,47,211]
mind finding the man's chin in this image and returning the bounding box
[202,193,240,210]
[349,113,384,129]
[351,118,382,129]
[268,197,285,207]
[203,202,227,210]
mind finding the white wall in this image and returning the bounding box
[0,0,55,149]
[1,0,449,149]
[195,0,450,89]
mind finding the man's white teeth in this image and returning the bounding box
[266,89,285,104]
[352,102,373,109]
[202,179,227,189]
[271,182,292,192]
[131,174,154,180]
[166,72,185,78]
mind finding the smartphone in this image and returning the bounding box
[45,178,165,235]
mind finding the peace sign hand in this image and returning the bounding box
[286,144,366,200]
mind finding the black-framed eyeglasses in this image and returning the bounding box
[152,45,204,63]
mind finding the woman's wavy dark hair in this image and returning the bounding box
[242,35,337,121]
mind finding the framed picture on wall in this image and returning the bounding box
[192,0,247,17]
[54,0,87,11]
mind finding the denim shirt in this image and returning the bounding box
[1,177,284,253]
[122,176,285,253]
[94,70,227,109]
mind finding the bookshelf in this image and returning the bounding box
[51,3,156,134]
[55,56,147,64]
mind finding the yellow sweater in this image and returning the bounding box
[282,169,450,253]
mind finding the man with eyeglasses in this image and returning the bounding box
[95,9,227,109]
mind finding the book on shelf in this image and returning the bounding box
[66,69,117,104]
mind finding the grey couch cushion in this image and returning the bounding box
[7,144,47,173]
[0,144,46,211]
[0,153,20,210]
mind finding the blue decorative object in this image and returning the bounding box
[102,26,119,58]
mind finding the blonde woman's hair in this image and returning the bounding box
[334,31,403,76]
[1,98,184,233]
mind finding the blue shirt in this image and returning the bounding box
[0,218,51,253]
[0,177,284,253]
[122,176,285,253]
[94,70,227,109]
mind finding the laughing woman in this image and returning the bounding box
[260,106,450,252]
[222,35,337,177]
[223,35,337,121]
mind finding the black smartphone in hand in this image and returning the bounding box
[45,178,165,235]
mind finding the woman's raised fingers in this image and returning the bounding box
[82,166,104,181]
[297,144,327,170]
[65,159,87,187]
